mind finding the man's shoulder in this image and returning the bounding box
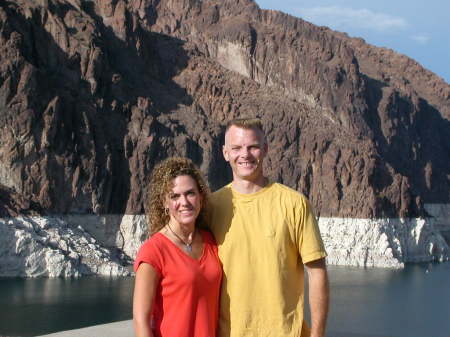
[211,183,232,195]
[271,182,308,201]
[210,183,233,202]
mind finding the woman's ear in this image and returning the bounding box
[163,198,170,215]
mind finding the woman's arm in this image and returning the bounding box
[133,263,160,337]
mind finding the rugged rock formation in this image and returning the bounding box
[0,0,448,218]
[319,217,449,268]
[0,184,42,216]
[0,216,130,277]
[1,214,447,276]
[0,0,449,274]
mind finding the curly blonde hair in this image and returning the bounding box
[146,157,210,235]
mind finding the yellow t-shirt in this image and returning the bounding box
[209,182,327,337]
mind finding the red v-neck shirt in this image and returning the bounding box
[134,230,222,337]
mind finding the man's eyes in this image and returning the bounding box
[231,145,261,151]
[231,146,259,150]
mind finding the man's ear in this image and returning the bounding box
[222,144,230,162]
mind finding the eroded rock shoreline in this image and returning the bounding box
[1,205,449,277]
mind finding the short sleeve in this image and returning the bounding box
[201,229,219,256]
[201,229,217,245]
[133,237,163,274]
[296,196,327,264]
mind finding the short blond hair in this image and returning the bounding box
[225,118,264,134]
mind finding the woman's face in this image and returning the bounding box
[165,175,202,229]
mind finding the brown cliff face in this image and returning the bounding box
[0,0,448,218]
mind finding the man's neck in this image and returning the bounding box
[231,176,268,194]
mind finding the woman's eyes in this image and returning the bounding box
[169,191,196,199]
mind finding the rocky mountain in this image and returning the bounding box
[0,0,449,220]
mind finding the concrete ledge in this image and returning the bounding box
[33,320,387,337]
[36,320,133,337]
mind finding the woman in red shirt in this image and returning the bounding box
[133,157,222,337]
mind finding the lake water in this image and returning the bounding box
[0,263,449,337]
[323,263,450,337]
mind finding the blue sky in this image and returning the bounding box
[255,0,450,84]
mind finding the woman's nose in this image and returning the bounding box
[179,194,189,205]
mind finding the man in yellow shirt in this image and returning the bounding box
[209,118,329,337]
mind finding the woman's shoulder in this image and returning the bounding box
[138,232,165,251]
[134,233,167,272]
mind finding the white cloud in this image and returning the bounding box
[297,6,409,32]
[410,34,430,44]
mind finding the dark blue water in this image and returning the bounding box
[324,263,450,337]
[0,276,133,336]
[0,263,449,337]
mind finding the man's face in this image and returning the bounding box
[223,126,268,182]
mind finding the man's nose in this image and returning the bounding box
[240,147,251,156]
